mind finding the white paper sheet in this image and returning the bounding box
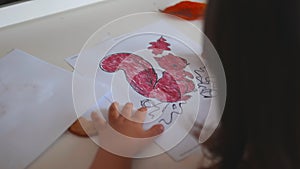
[64,21,208,160]
[0,49,76,169]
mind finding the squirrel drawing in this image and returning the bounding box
[100,37,195,102]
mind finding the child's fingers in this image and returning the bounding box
[144,124,164,138]
[120,102,133,119]
[91,112,106,130]
[108,102,119,121]
[132,107,147,123]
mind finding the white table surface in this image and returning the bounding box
[0,0,204,168]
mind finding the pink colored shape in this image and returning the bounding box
[155,53,195,96]
[148,36,171,55]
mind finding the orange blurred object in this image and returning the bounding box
[160,1,206,20]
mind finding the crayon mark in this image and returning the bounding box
[194,66,216,98]
[159,102,184,125]
[141,99,161,119]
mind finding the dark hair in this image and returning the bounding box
[203,0,300,169]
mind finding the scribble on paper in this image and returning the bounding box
[140,99,185,125]
[194,66,216,98]
[158,102,184,125]
[141,99,161,119]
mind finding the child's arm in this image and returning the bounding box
[90,148,131,169]
[89,102,164,169]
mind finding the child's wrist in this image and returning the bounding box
[98,147,131,160]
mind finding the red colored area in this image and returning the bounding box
[148,36,171,55]
[155,53,195,95]
[150,72,182,102]
[100,37,195,102]
[161,1,206,20]
[130,68,157,97]
[100,52,194,102]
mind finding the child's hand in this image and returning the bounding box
[91,102,164,157]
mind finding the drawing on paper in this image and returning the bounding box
[194,66,216,98]
[99,36,213,126]
[100,36,195,102]
[158,102,184,125]
[140,98,185,125]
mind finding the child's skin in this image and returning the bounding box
[89,102,164,169]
